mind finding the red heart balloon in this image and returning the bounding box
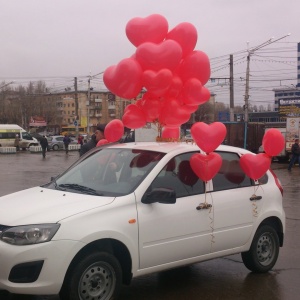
[104,119,124,143]
[262,128,285,157]
[166,75,183,98]
[136,40,182,72]
[162,126,180,139]
[191,122,227,153]
[178,50,211,85]
[158,97,191,127]
[182,104,198,114]
[97,139,109,147]
[198,86,211,103]
[103,58,143,99]
[122,104,147,129]
[166,22,198,57]
[142,69,173,97]
[140,97,162,122]
[190,152,222,182]
[239,153,271,180]
[182,78,203,106]
[126,14,169,47]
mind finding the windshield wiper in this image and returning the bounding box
[58,184,101,195]
[53,180,66,191]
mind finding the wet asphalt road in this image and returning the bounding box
[0,150,299,300]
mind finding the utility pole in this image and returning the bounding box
[74,77,79,137]
[244,34,291,123]
[74,77,78,118]
[210,55,235,122]
[243,33,291,148]
[87,75,91,135]
[229,54,234,121]
[244,51,251,122]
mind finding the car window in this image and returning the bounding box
[22,132,34,140]
[49,148,165,196]
[212,151,252,191]
[151,152,205,198]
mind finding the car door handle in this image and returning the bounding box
[250,195,262,201]
[196,203,212,210]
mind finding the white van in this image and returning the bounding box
[0,124,39,150]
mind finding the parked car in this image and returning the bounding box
[0,142,285,299]
[183,129,193,142]
[47,135,77,151]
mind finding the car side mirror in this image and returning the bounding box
[142,187,176,204]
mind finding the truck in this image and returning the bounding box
[134,123,160,142]
[134,122,266,153]
[285,117,300,153]
[222,122,265,154]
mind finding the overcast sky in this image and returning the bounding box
[1,0,300,107]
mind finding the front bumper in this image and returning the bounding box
[0,239,83,295]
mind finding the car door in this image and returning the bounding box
[209,151,255,252]
[135,152,214,269]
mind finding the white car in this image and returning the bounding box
[0,142,285,299]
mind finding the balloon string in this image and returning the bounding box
[204,182,207,204]
[201,183,215,252]
[251,185,259,217]
[209,195,215,252]
[252,200,258,217]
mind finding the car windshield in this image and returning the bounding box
[45,148,165,197]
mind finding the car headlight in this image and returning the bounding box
[0,224,60,245]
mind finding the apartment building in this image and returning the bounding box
[51,90,134,129]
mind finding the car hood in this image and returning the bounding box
[0,187,115,226]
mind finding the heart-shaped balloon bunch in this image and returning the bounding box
[103,14,211,136]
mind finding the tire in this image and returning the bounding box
[53,144,59,151]
[241,225,280,273]
[60,252,122,300]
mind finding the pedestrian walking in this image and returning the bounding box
[14,134,20,151]
[40,135,48,158]
[78,135,84,146]
[63,134,71,154]
[288,138,300,171]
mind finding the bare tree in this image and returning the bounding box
[0,81,60,129]
[194,102,214,122]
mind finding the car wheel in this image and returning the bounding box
[53,144,59,151]
[241,225,279,273]
[60,252,122,300]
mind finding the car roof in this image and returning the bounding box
[101,142,252,156]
